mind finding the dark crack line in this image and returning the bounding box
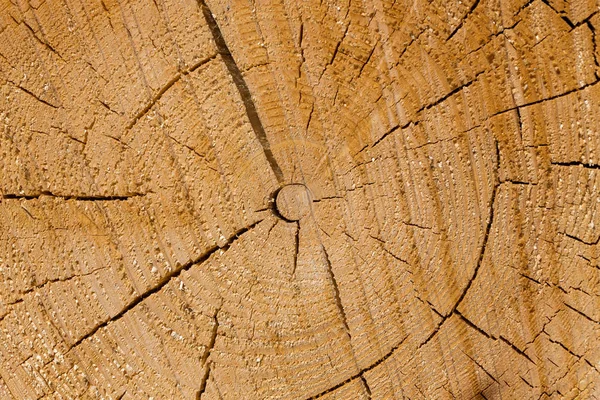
[540,0,574,28]
[562,231,600,246]
[197,361,213,399]
[321,244,351,336]
[415,142,500,350]
[498,336,536,365]
[292,221,300,277]
[68,219,262,350]
[371,123,405,148]
[417,315,451,349]
[492,79,600,117]
[547,336,584,361]
[462,351,499,384]
[167,134,218,172]
[197,0,284,183]
[14,267,109,303]
[544,342,598,387]
[357,45,376,78]
[520,375,535,388]
[2,191,149,201]
[551,161,600,170]
[585,19,600,79]
[21,18,65,62]
[126,54,218,130]
[8,80,59,109]
[0,299,23,324]
[456,311,492,340]
[403,75,598,135]
[501,179,536,186]
[452,177,499,313]
[564,302,599,324]
[417,71,483,113]
[359,374,372,399]
[329,24,350,66]
[447,0,481,41]
[305,335,408,399]
[203,309,220,364]
[457,311,536,365]
[99,99,122,115]
[198,309,220,398]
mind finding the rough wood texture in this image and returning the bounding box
[1,0,599,398]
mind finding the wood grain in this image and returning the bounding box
[0,0,599,398]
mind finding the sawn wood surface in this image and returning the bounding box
[0,0,599,398]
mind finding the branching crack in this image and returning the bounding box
[457,311,536,364]
[197,0,284,182]
[414,144,500,351]
[68,219,262,350]
[305,335,408,399]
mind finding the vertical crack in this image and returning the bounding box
[416,139,501,351]
[292,221,300,277]
[196,362,213,399]
[304,335,408,399]
[451,140,500,313]
[198,308,220,398]
[452,179,498,312]
[321,245,351,337]
[586,20,600,79]
[204,309,220,365]
[359,375,372,398]
[197,0,284,182]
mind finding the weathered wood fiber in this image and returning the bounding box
[0,0,599,398]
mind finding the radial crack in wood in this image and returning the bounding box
[1,0,599,398]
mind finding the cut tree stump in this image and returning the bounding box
[0,0,599,398]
